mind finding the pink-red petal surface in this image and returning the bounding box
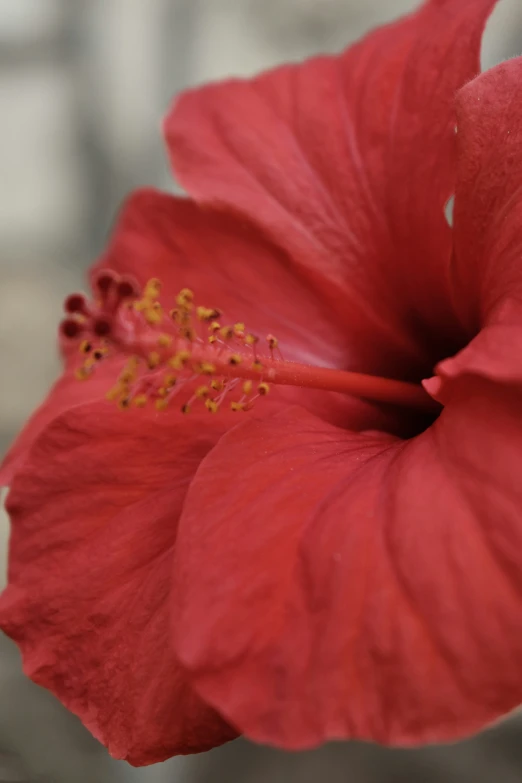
[0,355,124,487]
[1,183,383,488]
[166,0,498,371]
[0,403,237,765]
[96,189,401,433]
[96,189,346,369]
[172,385,522,748]
[452,56,522,332]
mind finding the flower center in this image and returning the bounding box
[60,270,439,415]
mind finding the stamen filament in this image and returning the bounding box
[210,356,439,412]
[62,274,440,414]
[107,327,437,411]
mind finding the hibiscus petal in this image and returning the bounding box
[96,188,399,432]
[1,182,381,487]
[430,323,522,406]
[171,389,522,748]
[165,0,497,368]
[0,355,124,487]
[452,56,522,331]
[96,189,348,369]
[0,402,237,765]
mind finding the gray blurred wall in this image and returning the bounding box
[1,0,522,780]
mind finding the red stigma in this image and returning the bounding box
[93,318,112,337]
[117,277,140,299]
[64,294,89,315]
[61,319,84,339]
[60,275,438,414]
[94,270,118,297]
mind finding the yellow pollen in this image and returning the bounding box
[70,277,284,417]
[179,326,196,341]
[144,278,162,298]
[144,308,162,325]
[75,366,92,381]
[196,306,221,322]
[169,350,191,370]
[176,289,194,309]
[196,306,213,321]
[220,326,234,340]
[199,361,216,375]
[119,359,138,384]
[106,384,123,401]
[147,351,161,369]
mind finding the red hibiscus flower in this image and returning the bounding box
[1,0,520,767]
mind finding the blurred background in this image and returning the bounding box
[1,0,522,780]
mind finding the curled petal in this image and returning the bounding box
[172,392,522,748]
[0,356,124,487]
[166,0,498,371]
[452,56,522,331]
[0,403,236,765]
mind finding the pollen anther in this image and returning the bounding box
[63,274,290,418]
[169,351,191,370]
[75,367,92,381]
[199,362,216,375]
[220,326,234,340]
[144,278,162,298]
[157,334,172,348]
